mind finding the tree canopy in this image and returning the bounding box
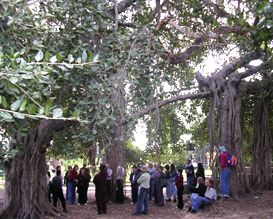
[0,0,272,217]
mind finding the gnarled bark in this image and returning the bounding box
[251,100,272,190]
[0,119,66,219]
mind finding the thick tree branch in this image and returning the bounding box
[122,91,210,125]
[230,61,272,82]
[108,0,138,17]
[215,51,261,79]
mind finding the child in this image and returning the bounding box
[175,169,184,209]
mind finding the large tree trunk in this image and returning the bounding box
[106,83,126,201]
[251,100,272,190]
[219,82,251,198]
[0,120,66,219]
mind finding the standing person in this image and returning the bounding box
[116,162,125,204]
[79,163,87,173]
[77,168,88,205]
[93,163,108,214]
[175,169,184,209]
[64,166,72,201]
[105,163,113,203]
[169,164,178,202]
[130,165,140,204]
[132,166,150,216]
[84,168,91,204]
[185,160,194,195]
[46,164,52,203]
[165,164,171,201]
[67,165,78,205]
[189,179,217,213]
[52,170,68,212]
[196,163,205,181]
[153,164,159,205]
[216,146,231,198]
[148,162,156,201]
[154,166,164,207]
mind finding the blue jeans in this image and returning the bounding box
[187,177,194,194]
[67,181,76,204]
[149,179,155,199]
[220,168,231,196]
[191,194,210,211]
[135,188,149,215]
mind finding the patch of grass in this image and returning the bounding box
[0,186,3,190]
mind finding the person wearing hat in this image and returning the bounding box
[132,166,150,216]
[215,145,231,198]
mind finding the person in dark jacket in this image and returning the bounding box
[93,163,108,214]
[64,166,72,201]
[196,163,205,180]
[191,177,207,197]
[77,168,90,205]
[175,169,184,209]
[185,160,194,194]
[52,170,68,212]
[154,165,165,207]
[130,165,140,204]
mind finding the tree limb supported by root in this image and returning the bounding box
[122,91,210,125]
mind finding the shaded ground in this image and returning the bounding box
[0,188,273,218]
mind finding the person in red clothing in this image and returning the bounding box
[216,146,231,198]
[93,163,108,214]
[175,169,184,209]
[67,165,78,204]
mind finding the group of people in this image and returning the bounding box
[130,162,185,215]
[45,145,232,215]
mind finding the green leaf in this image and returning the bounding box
[19,99,27,111]
[35,50,44,62]
[72,110,78,118]
[13,112,25,119]
[88,52,93,61]
[56,54,62,62]
[1,96,8,108]
[0,95,1,105]
[53,108,63,118]
[27,104,37,114]
[11,99,21,111]
[44,99,52,115]
[0,112,13,120]
[45,51,50,62]
[82,51,87,62]
[238,13,244,25]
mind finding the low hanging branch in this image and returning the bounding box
[122,91,210,125]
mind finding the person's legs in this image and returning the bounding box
[67,182,73,204]
[177,187,183,209]
[190,193,198,208]
[71,182,76,203]
[149,179,155,200]
[157,185,164,206]
[143,189,149,214]
[132,187,138,203]
[58,191,67,210]
[225,168,231,196]
[53,192,58,207]
[221,169,227,195]
[106,180,111,201]
[187,177,193,194]
[135,188,145,215]
[96,196,102,214]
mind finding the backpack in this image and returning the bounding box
[227,154,237,167]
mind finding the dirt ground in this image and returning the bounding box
[1,189,273,218]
